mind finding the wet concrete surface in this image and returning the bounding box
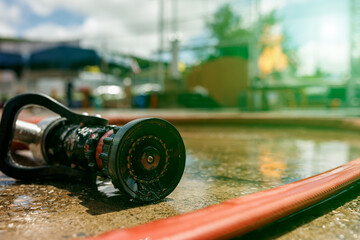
[1,125,360,239]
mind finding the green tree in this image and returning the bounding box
[203,3,251,60]
[194,3,297,77]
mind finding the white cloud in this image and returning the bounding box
[19,0,167,56]
[0,1,21,23]
[22,0,159,28]
[0,23,16,37]
[19,0,232,57]
[21,0,54,16]
[297,42,317,75]
[22,0,211,36]
[22,15,158,56]
[297,41,349,75]
[260,0,308,14]
[23,23,81,41]
[81,16,128,39]
[0,1,21,37]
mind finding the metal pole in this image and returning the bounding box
[348,0,360,106]
[170,0,180,80]
[158,0,165,88]
[248,0,261,110]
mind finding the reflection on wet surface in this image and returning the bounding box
[1,125,360,239]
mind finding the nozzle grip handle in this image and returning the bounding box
[0,93,108,181]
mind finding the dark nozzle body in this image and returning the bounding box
[1,93,185,203]
[42,118,186,202]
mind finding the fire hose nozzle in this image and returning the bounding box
[0,93,186,202]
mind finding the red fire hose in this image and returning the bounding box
[11,116,360,239]
[82,158,360,240]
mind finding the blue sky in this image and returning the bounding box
[0,0,352,76]
[278,0,350,75]
[1,0,84,33]
[18,8,85,31]
[279,0,349,46]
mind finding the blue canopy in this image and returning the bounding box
[0,52,23,69]
[0,52,23,77]
[29,45,101,70]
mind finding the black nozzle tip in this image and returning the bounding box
[104,118,186,203]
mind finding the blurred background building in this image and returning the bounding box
[0,0,358,110]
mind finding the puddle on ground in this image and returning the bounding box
[1,125,360,239]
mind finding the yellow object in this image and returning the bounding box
[84,65,101,72]
[258,25,288,78]
[258,45,288,76]
[178,62,186,72]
